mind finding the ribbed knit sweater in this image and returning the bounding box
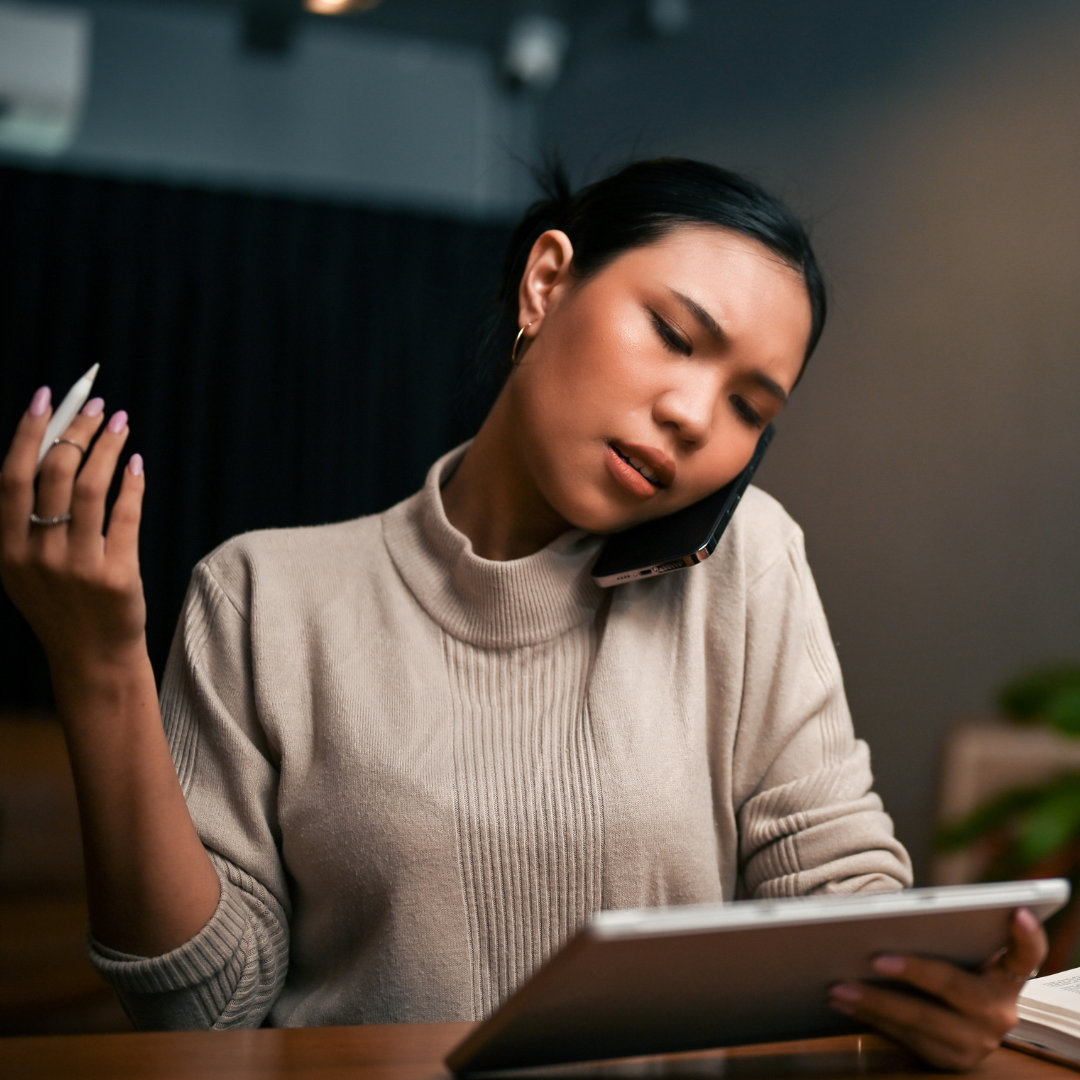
[90,444,911,1029]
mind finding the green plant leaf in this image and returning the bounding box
[936,785,1051,851]
[1013,785,1080,863]
[999,664,1080,725]
[1047,686,1080,736]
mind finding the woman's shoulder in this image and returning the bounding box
[620,486,808,614]
[211,513,383,562]
[718,484,807,578]
[735,484,802,535]
[650,487,820,640]
[193,511,390,599]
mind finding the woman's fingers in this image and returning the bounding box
[104,453,146,569]
[988,907,1048,986]
[871,952,1001,1018]
[67,408,130,548]
[34,399,108,525]
[832,980,996,1071]
[879,908,1045,1014]
[827,908,1048,1071]
[0,386,54,546]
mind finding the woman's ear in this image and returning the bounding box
[517,229,575,332]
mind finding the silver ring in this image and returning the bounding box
[29,511,73,526]
[50,437,87,458]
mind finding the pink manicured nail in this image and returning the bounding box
[829,982,862,1005]
[1016,907,1039,933]
[107,410,129,434]
[872,954,905,976]
[29,386,51,417]
[129,453,144,477]
[82,397,105,418]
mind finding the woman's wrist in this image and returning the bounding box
[46,639,157,724]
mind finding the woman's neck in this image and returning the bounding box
[441,391,571,561]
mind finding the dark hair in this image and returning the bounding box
[493,157,826,378]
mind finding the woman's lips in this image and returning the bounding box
[605,442,676,497]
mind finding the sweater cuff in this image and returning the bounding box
[87,873,251,1025]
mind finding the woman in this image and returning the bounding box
[0,159,1043,1067]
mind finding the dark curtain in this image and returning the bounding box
[0,165,511,708]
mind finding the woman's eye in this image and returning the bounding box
[731,396,764,428]
[650,311,692,355]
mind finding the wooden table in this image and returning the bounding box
[1,1022,1075,1079]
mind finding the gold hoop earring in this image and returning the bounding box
[511,322,534,365]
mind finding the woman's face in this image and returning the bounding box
[507,224,813,536]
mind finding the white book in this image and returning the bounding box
[1006,966,1080,1067]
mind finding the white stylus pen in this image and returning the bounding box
[36,363,101,472]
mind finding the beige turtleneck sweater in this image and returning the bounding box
[90,445,911,1029]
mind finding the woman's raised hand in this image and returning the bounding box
[0,385,147,674]
[2,384,221,955]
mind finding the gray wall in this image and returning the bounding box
[0,0,535,214]
[544,0,1080,878]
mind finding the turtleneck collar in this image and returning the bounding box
[381,444,607,648]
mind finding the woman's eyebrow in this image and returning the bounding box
[670,289,727,345]
[750,371,789,404]
[669,289,789,404]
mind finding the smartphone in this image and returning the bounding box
[590,425,774,587]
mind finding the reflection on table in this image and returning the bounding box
[1,1021,1075,1079]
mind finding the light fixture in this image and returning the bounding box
[305,0,383,14]
[502,14,570,92]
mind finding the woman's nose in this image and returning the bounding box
[652,374,718,447]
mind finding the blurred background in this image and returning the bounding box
[1,0,1078,1033]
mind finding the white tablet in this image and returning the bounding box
[446,878,1070,1075]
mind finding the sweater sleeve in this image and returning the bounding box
[732,527,913,899]
[88,556,290,1029]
